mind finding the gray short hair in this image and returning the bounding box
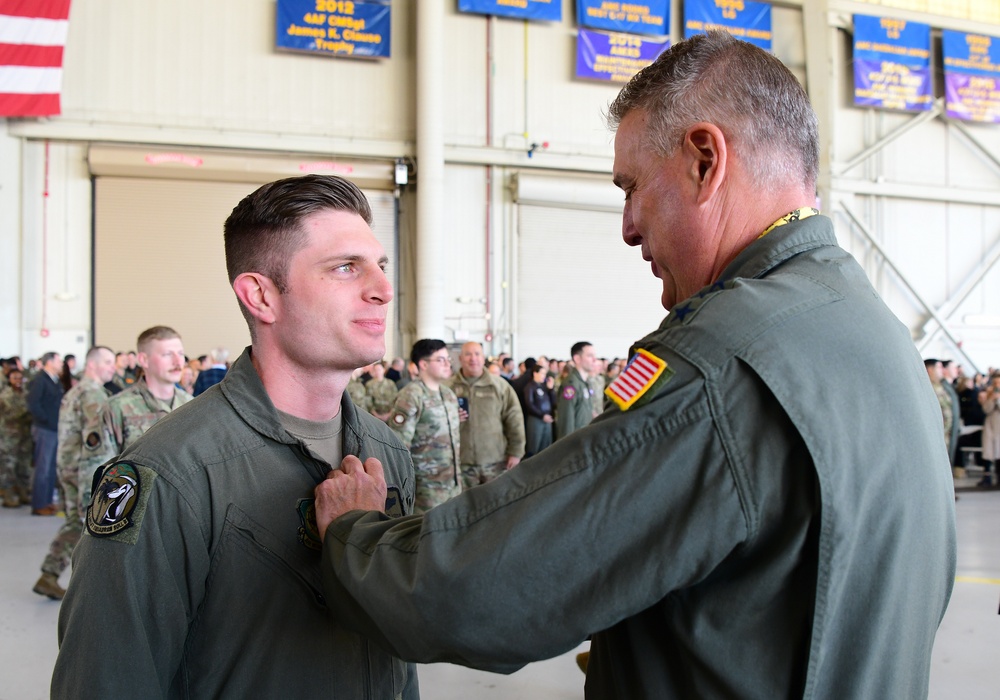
[607,31,818,191]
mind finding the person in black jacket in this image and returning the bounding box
[26,352,64,514]
[522,364,554,456]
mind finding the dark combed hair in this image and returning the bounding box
[570,341,592,358]
[411,338,447,365]
[224,174,373,293]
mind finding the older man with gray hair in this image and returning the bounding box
[313,32,955,699]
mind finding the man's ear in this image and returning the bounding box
[232,272,280,326]
[683,122,728,204]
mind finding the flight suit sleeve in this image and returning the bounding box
[320,387,749,672]
[500,382,526,458]
[52,465,210,698]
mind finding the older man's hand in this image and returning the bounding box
[314,455,387,542]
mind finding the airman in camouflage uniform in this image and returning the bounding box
[346,370,372,413]
[389,340,461,513]
[365,362,398,422]
[0,369,33,507]
[34,347,116,600]
[79,378,193,511]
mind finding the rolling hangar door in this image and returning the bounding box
[512,172,667,363]
[88,145,400,360]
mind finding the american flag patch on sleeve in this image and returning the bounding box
[604,348,671,411]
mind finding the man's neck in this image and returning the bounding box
[420,374,440,392]
[250,346,346,422]
[144,377,176,402]
[461,369,484,382]
[573,364,588,380]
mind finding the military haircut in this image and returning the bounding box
[136,326,181,355]
[40,351,60,366]
[224,174,373,294]
[607,30,819,191]
[570,341,592,359]
[85,346,114,364]
[411,338,447,365]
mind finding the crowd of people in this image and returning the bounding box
[924,359,1000,487]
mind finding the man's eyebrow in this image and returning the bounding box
[316,254,389,266]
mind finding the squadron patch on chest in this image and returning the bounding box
[605,348,673,411]
[297,499,322,551]
[562,386,576,400]
[87,462,143,539]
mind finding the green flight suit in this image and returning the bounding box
[555,366,593,440]
[53,348,417,698]
[319,214,955,699]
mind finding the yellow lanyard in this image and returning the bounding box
[758,207,821,239]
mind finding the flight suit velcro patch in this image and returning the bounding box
[86,461,157,544]
[84,430,102,450]
[605,348,674,411]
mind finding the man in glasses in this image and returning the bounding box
[389,339,461,513]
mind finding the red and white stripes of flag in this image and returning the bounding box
[604,348,669,411]
[0,0,71,117]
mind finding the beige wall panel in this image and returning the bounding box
[61,0,415,142]
[94,177,256,358]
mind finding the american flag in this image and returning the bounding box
[0,0,71,117]
[605,348,668,410]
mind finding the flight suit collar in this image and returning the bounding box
[220,347,370,455]
[718,213,836,286]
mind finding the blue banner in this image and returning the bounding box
[853,15,932,112]
[458,0,561,22]
[276,0,391,59]
[943,29,1000,123]
[576,28,669,84]
[577,1,668,37]
[683,0,771,51]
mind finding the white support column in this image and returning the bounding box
[415,1,446,340]
[802,0,835,210]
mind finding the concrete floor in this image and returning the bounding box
[1,486,996,699]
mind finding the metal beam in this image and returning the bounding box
[949,121,1000,181]
[835,99,944,176]
[917,234,1000,351]
[831,177,1000,206]
[838,201,980,372]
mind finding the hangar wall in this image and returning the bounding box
[2,0,1000,369]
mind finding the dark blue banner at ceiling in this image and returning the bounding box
[577,1,669,37]
[853,14,932,112]
[943,29,1000,124]
[458,0,562,22]
[276,0,391,59]
[576,28,669,83]
[683,0,772,51]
